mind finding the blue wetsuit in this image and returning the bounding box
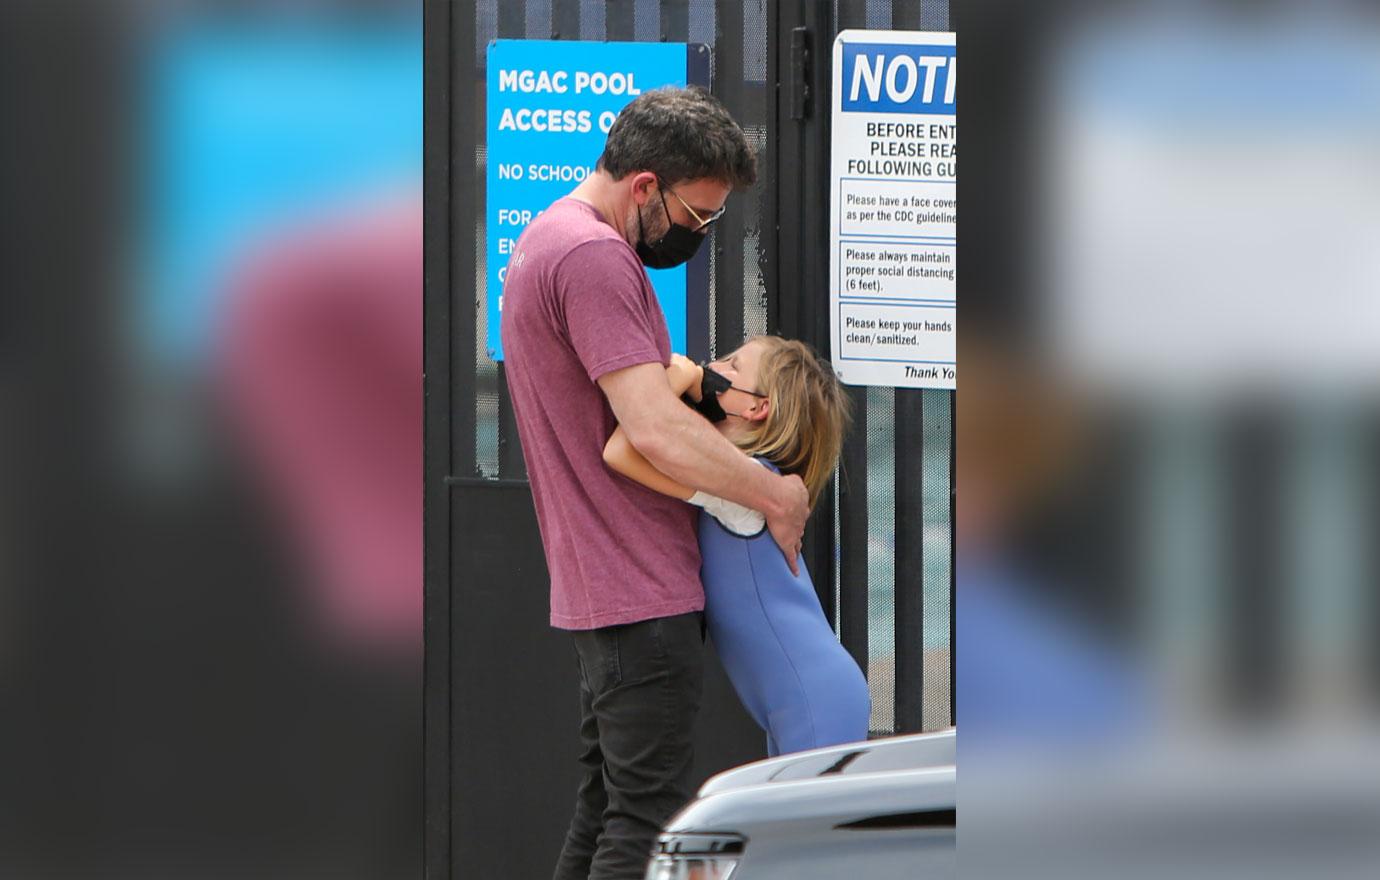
[698,463,871,756]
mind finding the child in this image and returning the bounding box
[603,336,870,755]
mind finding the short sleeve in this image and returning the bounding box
[556,238,667,381]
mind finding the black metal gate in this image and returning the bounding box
[424,1,952,876]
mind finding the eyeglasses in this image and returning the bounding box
[660,180,727,232]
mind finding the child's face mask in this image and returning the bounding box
[688,364,766,422]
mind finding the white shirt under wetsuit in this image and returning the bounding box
[695,460,871,756]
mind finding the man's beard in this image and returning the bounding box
[630,200,667,248]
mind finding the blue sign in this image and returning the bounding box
[841,42,956,115]
[486,39,689,361]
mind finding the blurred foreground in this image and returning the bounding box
[4,2,422,876]
[958,2,1380,877]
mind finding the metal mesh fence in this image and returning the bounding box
[471,0,770,470]
[833,0,953,734]
[458,0,953,734]
[922,388,954,730]
[866,386,898,732]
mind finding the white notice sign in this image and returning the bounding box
[830,30,956,389]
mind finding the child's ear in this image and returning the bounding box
[748,399,771,422]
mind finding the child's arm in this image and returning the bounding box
[602,354,701,499]
[666,353,703,399]
[603,429,694,500]
[604,355,766,536]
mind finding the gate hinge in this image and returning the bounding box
[789,27,812,120]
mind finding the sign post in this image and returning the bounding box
[829,30,957,389]
[485,39,707,361]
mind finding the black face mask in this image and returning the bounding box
[682,364,734,422]
[635,186,706,269]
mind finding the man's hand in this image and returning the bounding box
[765,473,809,576]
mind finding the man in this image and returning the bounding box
[500,87,811,879]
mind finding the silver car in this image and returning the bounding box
[645,728,956,880]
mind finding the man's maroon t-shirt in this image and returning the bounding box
[500,197,702,630]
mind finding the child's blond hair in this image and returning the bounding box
[730,336,851,509]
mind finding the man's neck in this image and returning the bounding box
[568,171,629,242]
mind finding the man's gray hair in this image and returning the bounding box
[597,86,757,189]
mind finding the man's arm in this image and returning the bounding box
[601,354,698,500]
[603,429,693,500]
[598,361,809,572]
[605,426,770,538]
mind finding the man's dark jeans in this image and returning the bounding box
[552,611,705,880]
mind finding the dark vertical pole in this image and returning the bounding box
[894,389,925,733]
[801,0,835,351]
[424,0,458,875]
[606,0,636,41]
[769,0,839,620]
[496,0,524,38]
[764,0,795,336]
[494,0,527,482]
[837,0,869,30]
[789,0,861,684]
[838,387,870,676]
[452,11,479,480]
[802,0,837,621]
[662,0,691,41]
[712,0,746,354]
[833,0,870,694]
[933,0,953,727]
[894,0,923,29]
[552,0,582,39]
[449,0,481,867]
[685,42,713,362]
[1223,408,1284,720]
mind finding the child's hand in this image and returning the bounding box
[669,353,697,372]
[667,354,704,399]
